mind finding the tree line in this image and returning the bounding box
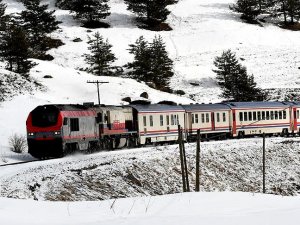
[56,0,178,29]
[232,0,300,24]
[0,0,61,77]
[0,0,268,102]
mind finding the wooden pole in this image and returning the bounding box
[181,128,190,192]
[178,125,186,192]
[262,132,266,193]
[195,129,200,192]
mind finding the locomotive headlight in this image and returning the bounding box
[28,133,34,136]
[54,131,61,135]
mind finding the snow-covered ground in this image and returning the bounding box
[1,192,300,225]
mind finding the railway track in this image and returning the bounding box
[0,159,41,167]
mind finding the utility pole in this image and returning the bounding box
[195,129,201,192]
[87,80,109,105]
[263,132,266,193]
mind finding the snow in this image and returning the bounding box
[1,0,300,223]
[1,192,300,225]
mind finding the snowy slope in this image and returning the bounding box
[1,192,300,225]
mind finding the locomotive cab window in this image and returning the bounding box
[70,118,79,132]
[63,118,68,125]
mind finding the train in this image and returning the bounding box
[26,101,300,159]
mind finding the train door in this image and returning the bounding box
[211,112,215,131]
[232,109,237,136]
[293,107,297,132]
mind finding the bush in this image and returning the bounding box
[9,134,27,153]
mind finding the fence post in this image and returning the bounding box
[178,125,186,192]
[181,128,190,192]
[195,129,201,192]
[263,132,266,193]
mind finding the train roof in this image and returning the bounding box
[224,101,289,109]
[130,104,185,112]
[32,104,90,112]
[181,103,231,111]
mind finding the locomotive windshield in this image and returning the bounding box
[31,105,59,127]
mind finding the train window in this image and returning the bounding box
[195,114,199,123]
[160,115,164,126]
[258,111,261,120]
[279,111,282,119]
[223,113,226,122]
[206,113,209,123]
[217,113,220,122]
[270,111,274,120]
[239,112,243,122]
[262,111,266,120]
[248,112,252,121]
[266,111,270,120]
[177,115,179,124]
[253,112,257,121]
[244,112,248,121]
[70,118,79,132]
[297,110,300,119]
[201,114,205,123]
[283,111,287,119]
[275,111,278,120]
[192,114,195,124]
[150,115,153,127]
[143,116,147,127]
[171,115,174,125]
[166,115,170,125]
[63,118,68,125]
[96,113,103,123]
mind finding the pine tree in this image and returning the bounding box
[125,36,151,81]
[213,50,267,101]
[0,0,8,31]
[126,35,174,91]
[20,0,61,44]
[231,0,261,21]
[285,0,300,23]
[71,0,110,27]
[124,0,178,26]
[0,23,35,77]
[148,35,174,89]
[83,32,116,76]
